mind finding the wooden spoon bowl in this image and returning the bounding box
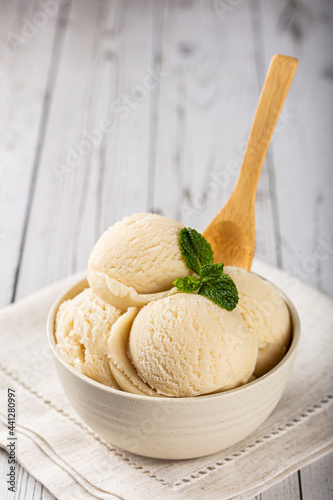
[205,221,251,267]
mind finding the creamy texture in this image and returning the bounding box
[87,213,192,309]
[107,307,160,397]
[55,213,291,396]
[224,266,291,377]
[55,288,122,388]
[87,271,179,311]
[128,293,258,397]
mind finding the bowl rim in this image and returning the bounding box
[47,274,301,403]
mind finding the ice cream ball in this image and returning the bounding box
[127,293,258,397]
[55,288,122,388]
[224,266,291,377]
[87,213,192,310]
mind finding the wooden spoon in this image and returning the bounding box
[203,54,298,270]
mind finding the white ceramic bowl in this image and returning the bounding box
[47,278,300,460]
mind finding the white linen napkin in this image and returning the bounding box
[0,261,332,500]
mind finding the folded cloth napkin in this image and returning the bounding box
[0,261,332,500]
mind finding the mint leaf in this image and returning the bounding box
[179,227,214,275]
[173,276,201,293]
[200,263,224,282]
[187,228,214,267]
[198,274,239,311]
[179,228,201,275]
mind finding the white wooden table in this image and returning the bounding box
[1,0,332,498]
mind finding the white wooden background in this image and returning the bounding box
[0,0,332,498]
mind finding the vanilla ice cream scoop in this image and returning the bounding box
[55,288,122,388]
[87,213,192,310]
[127,293,258,397]
[224,266,291,377]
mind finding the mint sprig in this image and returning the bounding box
[173,228,239,311]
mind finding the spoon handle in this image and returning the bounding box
[231,54,298,210]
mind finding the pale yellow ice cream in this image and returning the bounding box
[87,213,192,310]
[55,288,122,388]
[224,266,291,377]
[107,307,160,397]
[126,293,258,397]
[55,213,291,396]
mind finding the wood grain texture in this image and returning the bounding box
[301,452,333,500]
[0,0,63,307]
[260,472,300,500]
[0,0,332,498]
[259,0,333,296]
[16,0,155,299]
[153,0,260,229]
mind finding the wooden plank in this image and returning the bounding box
[260,472,300,500]
[15,0,155,300]
[258,0,333,296]
[0,0,64,307]
[301,452,333,500]
[152,0,279,267]
[0,2,70,495]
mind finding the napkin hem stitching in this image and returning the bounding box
[172,393,333,488]
[0,418,126,500]
[0,362,172,488]
[1,360,332,491]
